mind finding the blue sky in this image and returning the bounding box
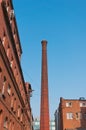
[13,0,86,119]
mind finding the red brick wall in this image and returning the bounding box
[58,98,86,130]
[0,0,33,130]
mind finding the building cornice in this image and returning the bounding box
[9,0,22,54]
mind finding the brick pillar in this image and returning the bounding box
[40,40,50,130]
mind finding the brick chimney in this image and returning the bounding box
[40,40,50,130]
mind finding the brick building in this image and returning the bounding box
[55,97,86,130]
[0,0,33,130]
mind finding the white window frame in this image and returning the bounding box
[66,102,72,107]
[80,102,86,107]
[7,84,11,96]
[66,113,73,120]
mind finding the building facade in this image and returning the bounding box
[55,97,86,130]
[50,120,55,130]
[33,118,55,130]
[0,0,33,130]
[54,109,58,130]
[33,118,40,130]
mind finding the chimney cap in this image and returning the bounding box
[41,40,48,44]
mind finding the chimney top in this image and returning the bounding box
[41,40,48,44]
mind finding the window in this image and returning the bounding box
[7,47,10,58]
[7,84,11,96]
[18,106,21,119]
[10,57,14,68]
[9,10,14,21]
[2,33,6,45]
[20,111,23,123]
[84,113,86,119]
[13,98,16,113]
[35,121,40,125]
[76,112,82,119]
[66,113,73,119]
[2,76,6,96]
[11,94,14,110]
[76,113,79,119]
[6,1,10,12]
[4,117,8,130]
[66,102,72,107]
[80,102,86,107]
[51,127,55,130]
[51,122,55,125]
[13,29,16,39]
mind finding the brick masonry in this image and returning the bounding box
[40,40,50,130]
[55,97,86,130]
[0,0,33,130]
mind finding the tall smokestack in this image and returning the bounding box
[40,40,50,130]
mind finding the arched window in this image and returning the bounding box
[2,76,6,98]
[13,98,16,114]
[7,84,11,96]
[10,56,14,68]
[6,1,10,12]
[14,67,17,77]
[18,52,21,61]
[20,109,23,123]
[4,117,8,129]
[18,106,21,120]
[13,28,16,39]
[7,47,11,61]
[9,10,14,23]
[2,35,9,51]
[2,31,6,46]
[11,93,14,111]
